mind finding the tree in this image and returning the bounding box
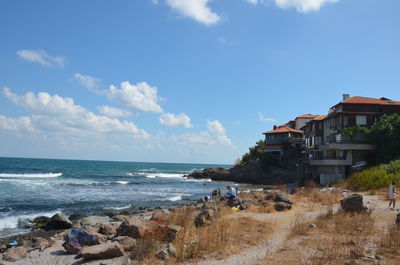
[337,125,370,142]
[367,114,400,165]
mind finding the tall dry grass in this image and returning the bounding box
[294,188,342,206]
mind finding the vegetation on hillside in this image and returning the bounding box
[347,159,400,190]
[240,140,276,168]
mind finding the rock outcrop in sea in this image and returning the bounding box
[186,160,296,184]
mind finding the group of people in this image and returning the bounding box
[210,185,238,200]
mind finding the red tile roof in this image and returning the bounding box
[263,127,304,134]
[312,115,327,121]
[265,144,282,149]
[341,96,400,105]
[296,114,319,119]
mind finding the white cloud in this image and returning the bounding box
[258,112,276,122]
[275,0,338,12]
[2,87,148,137]
[97,105,132,118]
[159,113,193,128]
[73,73,101,89]
[166,0,220,26]
[245,0,338,12]
[172,120,232,146]
[0,115,35,132]
[106,81,163,113]
[16,49,65,67]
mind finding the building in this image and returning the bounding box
[303,94,400,185]
[263,126,304,158]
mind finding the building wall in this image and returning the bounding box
[295,118,314,131]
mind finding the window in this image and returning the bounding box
[343,116,348,127]
[356,115,367,125]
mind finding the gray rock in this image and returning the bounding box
[274,193,292,204]
[194,210,215,227]
[3,246,27,262]
[340,194,366,213]
[82,215,110,226]
[112,236,136,251]
[98,224,117,236]
[45,213,73,230]
[274,202,292,211]
[116,218,157,239]
[81,242,124,261]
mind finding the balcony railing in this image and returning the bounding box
[311,155,346,160]
[323,139,368,144]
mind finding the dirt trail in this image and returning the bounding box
[190,192,397,265]
[188,204,334,265]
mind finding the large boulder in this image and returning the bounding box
[98,224,117,236]
[62,229,101,254]
[162,225,182,243]
[82,215,110,226]
[274,202,292,211]
[274,193,292,205]
[194,210,216,227]
[112,236,136,251]
[116,218,158,239]
[227,197,242,208]
[45,213,73,230]
[81,242,124,261]
[340,194,365,213]
[3,246,27,262]
[68,213,86,222]
[151,209,172,223]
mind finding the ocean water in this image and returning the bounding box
[0,157,231,237]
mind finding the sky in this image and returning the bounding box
[0,0,399,164]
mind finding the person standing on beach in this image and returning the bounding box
[389,181,396,209]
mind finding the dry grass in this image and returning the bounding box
[289,215,312,238]
[265,209,377,265]
[137,205,273,263]
[377,224,400,263]
[294,188,342,206]
[174,216,272,262]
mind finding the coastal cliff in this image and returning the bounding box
[186,160,296,184]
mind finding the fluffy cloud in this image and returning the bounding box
[166,0,220,26]
[258,112,276,122]
[2,87,148,137]
[74,73,101,89]
[97,105,132,118]
[159,113,193,128]
[16,49,65,67]
[245,0,338,12]
[0,115,34,132]
[106,81,163,113]
[172,120,232,146]
[275,0,338,12]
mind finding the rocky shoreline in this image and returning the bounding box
[185,160,296,185]
[0,187,295,264]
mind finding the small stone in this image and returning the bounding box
[375,254,383,260]
[356,227,364,232]
[309,224,317,228]
[3,246,27,262]
[81,242,124,261]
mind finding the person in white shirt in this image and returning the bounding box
[389,181,396,209]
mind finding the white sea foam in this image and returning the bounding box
[103,205,131,211]
[166,195,182,201]
[145,173,185,179]
[0,173,62,178]
[0,210,60,231]
[116,181,129,185]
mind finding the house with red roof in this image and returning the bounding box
[263,126,304,157]
[303,94,400,185]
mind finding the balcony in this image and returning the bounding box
[309,155,352,166]
[319,140,374,151]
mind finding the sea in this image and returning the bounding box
[0,157,232,238]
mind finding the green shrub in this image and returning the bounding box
[347,160,400,190]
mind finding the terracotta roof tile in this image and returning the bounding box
[296,114,319,119]
[312,115,327,121]
[263,127,304,134]
[341,96,400,105]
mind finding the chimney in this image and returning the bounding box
[343,94,350,101]
[273,125,278,130]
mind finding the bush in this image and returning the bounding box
[347,160,400,190]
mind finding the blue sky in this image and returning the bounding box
[0,0,399,164]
